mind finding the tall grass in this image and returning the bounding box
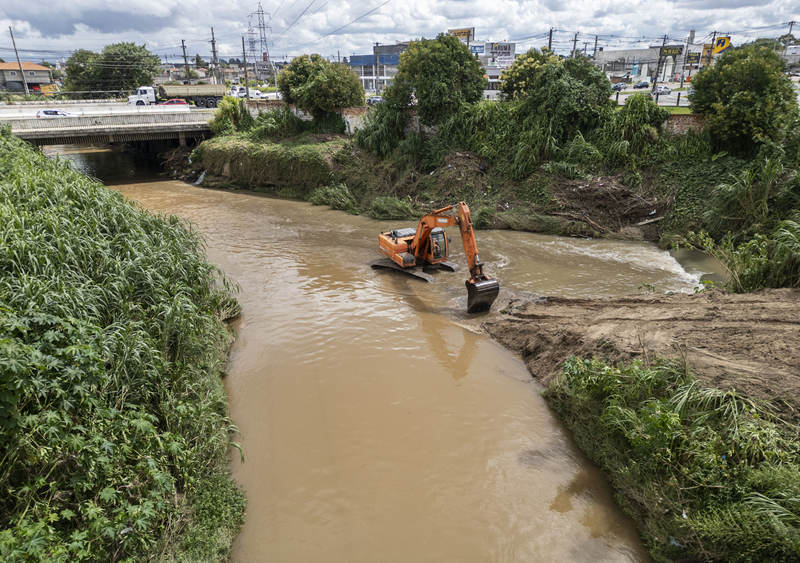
[0,128,244,561]
[546,356,800,562]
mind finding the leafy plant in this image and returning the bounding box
[277,54,364,120]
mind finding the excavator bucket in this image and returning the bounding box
[466,277,500,313]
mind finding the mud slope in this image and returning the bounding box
[485,288,800,419]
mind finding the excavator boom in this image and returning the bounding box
[373,202,500,313]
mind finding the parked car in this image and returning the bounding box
[35,109,78,118]
[656,85,672,95]
[366,96,383,106]
[157,99,188,106]
[632,81,650,89]
[611,82,627,92]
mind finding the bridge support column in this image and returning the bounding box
[179,132,187,147]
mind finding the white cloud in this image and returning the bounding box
[1,0,797,64]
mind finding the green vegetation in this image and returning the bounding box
[64,43,161,92]
[277,54,364,120]
[0,127,244,561]
[690,46,799,156]
[386,33,487,126]
[546,356,800,562]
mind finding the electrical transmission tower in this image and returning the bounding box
[247,3,274,81]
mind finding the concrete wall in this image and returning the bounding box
[665,113,707,135]
[244,100,370,135]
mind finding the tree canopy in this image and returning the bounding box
[195,54,207,68]
[277,54,364,119]
[690,45,799,154]
[64,43,161,92]
[499,47,560,100]
[385,33,486,126]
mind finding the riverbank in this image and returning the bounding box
[0,126,245,561]
[165,133,726,244]
[484,288,800,561]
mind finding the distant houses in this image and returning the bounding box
[0,62,53,92]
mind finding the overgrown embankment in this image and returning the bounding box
[0,126,245,562]
[485,289,800,562]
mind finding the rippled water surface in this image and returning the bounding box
[48,146,725,563]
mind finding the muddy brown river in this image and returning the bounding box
[50,146,725,563]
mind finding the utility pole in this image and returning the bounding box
[680,33,691,88]
[593,35,598,58]
[9,27,29,95]
[210,28,220,85]
[181,40,190,82]
[583,42,589,57]
[706,31,717,68]
[652,35,667,93]
[242,37,250,101]
[548,27,554,51]
[572,33,579,58]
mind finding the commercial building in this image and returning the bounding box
[349,42,410,92]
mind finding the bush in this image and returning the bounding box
[366,196,417,220]
[546,356,800,562]
[0,129,244,562]
[309,183,359,214]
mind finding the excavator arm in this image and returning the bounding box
[409,202,499,313]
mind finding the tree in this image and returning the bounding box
[277,54,364,119]
[740,34,797,51]
[0,58,5,63]
[195,54,207,68]
[64,43,161,92]
[690,45,799,154]
[500,47,560,100]
[385,33,486,126]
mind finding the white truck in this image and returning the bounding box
[127,84,228,108]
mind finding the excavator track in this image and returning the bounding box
[369,259,435,282]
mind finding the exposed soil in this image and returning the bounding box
[485,288,800,420]
[548,176,669,241]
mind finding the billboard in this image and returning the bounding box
[660,46,683,57]
[488,42,514,57]
[471,45,484,54]
[449,28,475,41]
[685,52,701,64]
[713,36,732,55]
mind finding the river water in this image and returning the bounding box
[49,146,725,563]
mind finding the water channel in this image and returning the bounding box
[49,146,725,563]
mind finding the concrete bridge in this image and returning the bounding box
[4,111,215,146]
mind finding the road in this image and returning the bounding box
[0,102,204,119]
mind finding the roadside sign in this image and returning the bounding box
[660,46,683,57]
[686,52,701,64]
[471,45,484,54]
[713,37,732,55]
[449,28,475,41]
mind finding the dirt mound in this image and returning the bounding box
[549,176,668,240]
[485,288,800,420]
[425,151,490,202]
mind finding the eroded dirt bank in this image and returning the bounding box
[485,288,800,420]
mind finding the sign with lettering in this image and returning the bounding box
[488,42,514,57]
[685,52,701,64]
[471,45,484,54]
[660,46,683,57]
[448,28,475,41]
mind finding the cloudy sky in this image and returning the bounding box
[1,0,798,65]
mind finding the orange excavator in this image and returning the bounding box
[370,202,500,313]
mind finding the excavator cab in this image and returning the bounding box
[429,228,447,262]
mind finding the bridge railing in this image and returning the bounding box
[8,112,214,134]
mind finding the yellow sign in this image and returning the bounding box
[712,36,731,55]
[448,28,475,40]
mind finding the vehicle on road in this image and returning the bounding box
[157,99,188,106]
[36,109,78,118]
[127,84,227,108]
[633,81,650,89]
[366,95,383,106]
[656,86,672,95]
[370,202,500,313]
[611,83,627,92]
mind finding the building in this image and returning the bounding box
[0,62,53,92]
[471,42,516,98]
[349,42,410,92]
[782,45,800,74]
